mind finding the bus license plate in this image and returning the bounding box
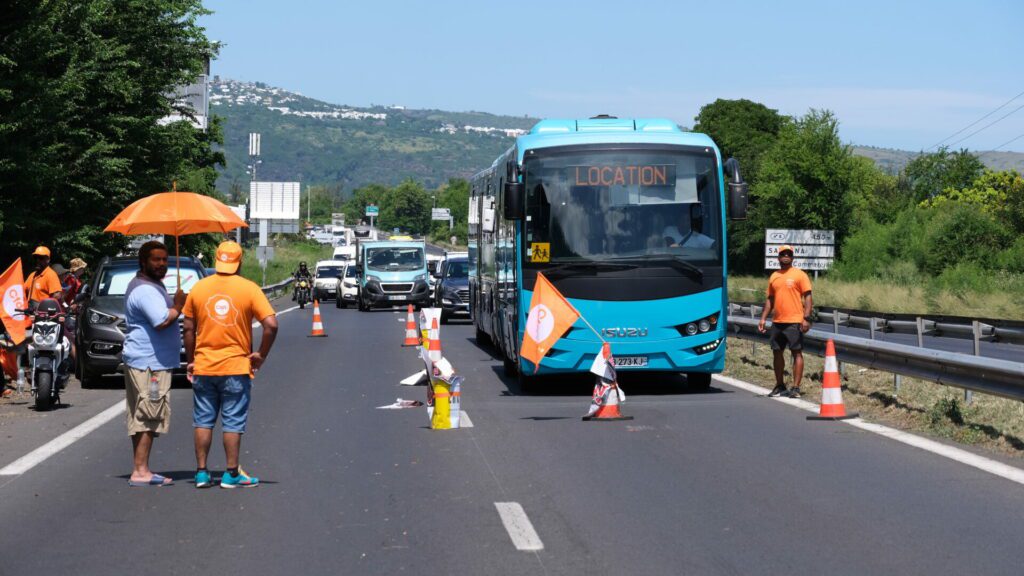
[392,295,407,301]
[613,356,647,367]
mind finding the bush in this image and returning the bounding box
[919,204,1008,274]
[997,237,1024,273]
[832,219,896,281]
[932,262,995,295]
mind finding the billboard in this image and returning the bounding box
[158,57,210,130]
[250,182,301,220]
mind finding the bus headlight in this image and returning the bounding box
[677,313,719,337]
[684,323,698,336]
[698,319,711,333]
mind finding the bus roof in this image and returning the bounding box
[512,117,718,163]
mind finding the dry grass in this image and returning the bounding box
[723,337,1024,458]
[728,275,1024,319]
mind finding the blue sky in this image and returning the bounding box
[201,0,1024,152]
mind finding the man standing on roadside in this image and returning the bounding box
[123,241,185,487]
[758,245,814,398]
[183,241,278,489]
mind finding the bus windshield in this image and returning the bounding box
[523,147,721,267]
[366,247,424,272]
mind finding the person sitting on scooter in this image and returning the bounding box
[292,262,311,301]
[24,246,63,310]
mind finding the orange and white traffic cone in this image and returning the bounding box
[583,343,633,421]
[402,304,420,347]
[308,299,328,338]
[808,339,857,420]
[427,318,442,363]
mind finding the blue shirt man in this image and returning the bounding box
[122,241,186,487]
[124,274,180,371]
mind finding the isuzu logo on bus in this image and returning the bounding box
[602,327,648,338]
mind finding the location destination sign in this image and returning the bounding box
[571,164,676,187]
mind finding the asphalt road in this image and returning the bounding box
[2,301,1024,575]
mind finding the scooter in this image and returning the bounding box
[22,298,71,411]
[294,278,312,309]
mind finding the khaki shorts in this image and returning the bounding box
[124,367,172,436]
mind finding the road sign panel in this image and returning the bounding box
[765,257,833,270]
[431,208,451,221]
[765,229,834,245]
[365,205,379,217]
[766,244,835,257]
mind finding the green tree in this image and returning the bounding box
[692,99,786,184]
[734,109,867,273]
[0,0,220,266]
[343,183,387,226]
[904,147,984,203]
[430,178,469,241]
[921,169,1024,234]
[380,179,430,234]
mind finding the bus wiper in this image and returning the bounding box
[542,259,638,275]
[606,255,704,281]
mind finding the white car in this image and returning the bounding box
[335,263,359,308]
[332,245,356,263]
[312,260,347,301]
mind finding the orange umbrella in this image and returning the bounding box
[104,185,248,287]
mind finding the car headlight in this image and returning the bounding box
[366,275,381,283]
[343,280,356,288]
[413,273,427,282]
[89,310,118,325]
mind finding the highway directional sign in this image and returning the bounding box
[765,228,834,270]
[365,205,379,217]
[431,208,451,221]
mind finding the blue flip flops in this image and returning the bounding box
[128,474,173,487]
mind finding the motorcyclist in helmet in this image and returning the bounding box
[292,262,312,301]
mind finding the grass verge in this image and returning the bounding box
[728,275,1024,319]
[723,337,1024,459]
[239,238,333,287]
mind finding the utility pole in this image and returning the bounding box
[307,184,311,224]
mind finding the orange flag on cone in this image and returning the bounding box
[0,259,28,346]
[520,272,579,374]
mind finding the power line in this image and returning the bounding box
[927,89,1024,150]
[977,132,1024,158]
[943,102,1024,149]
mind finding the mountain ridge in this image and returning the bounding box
[211,79,1024,195]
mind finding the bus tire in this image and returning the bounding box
[686,372,712,392]
[502,354,518,377]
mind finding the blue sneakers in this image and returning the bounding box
[195,470,212,489]
[220,467,259,489]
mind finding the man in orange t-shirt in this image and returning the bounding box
[24,246,63,306]
[758,245,813,398]
[183,241,278,489]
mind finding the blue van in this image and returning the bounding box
[356,240,431,310]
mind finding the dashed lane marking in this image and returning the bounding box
[460,411,473,428]
[713,374,1024,487]
[495,502,544,551]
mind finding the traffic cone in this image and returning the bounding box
[583,380,633,421]
[308,299,328,337]
[402,304,420,347]
[808,339,857,420]
[428,318,442,363]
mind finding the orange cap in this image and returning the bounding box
[32,246,51,257]
[214,241,243,274]
[777,244,795,256]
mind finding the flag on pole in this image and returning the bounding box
[520,272,580,374]
[0,259,28,346]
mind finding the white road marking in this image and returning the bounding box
[713,374,1024,487]
[460,411,473,428]
[495,502,544,551]
[0,401,125,476]
[252,304,300,328]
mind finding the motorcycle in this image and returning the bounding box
[294,278,311,309]
[21,299,71,411]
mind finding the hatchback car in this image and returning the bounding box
[335,263,359,308]
[75,256,206,387]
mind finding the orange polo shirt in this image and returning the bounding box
[766,267,812,324]
[25,267,62,303]
[183,274,275,376]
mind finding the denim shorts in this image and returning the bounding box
[192,375,252,433]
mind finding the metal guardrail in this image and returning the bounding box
[261,277,294,296]
[727,311,1024,402]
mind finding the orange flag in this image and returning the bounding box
[520,272,580,373]
[0,259,28,346]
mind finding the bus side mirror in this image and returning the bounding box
[503,181,524,220]
[723,158,749,220]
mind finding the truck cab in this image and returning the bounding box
[356,240,431,311]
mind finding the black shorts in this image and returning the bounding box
[769,323,804,351]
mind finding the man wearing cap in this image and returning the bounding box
[757,245,814,398]
[24,246,63,308]
[183,241,278,489]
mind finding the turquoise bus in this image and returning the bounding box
[468,116,748,388]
